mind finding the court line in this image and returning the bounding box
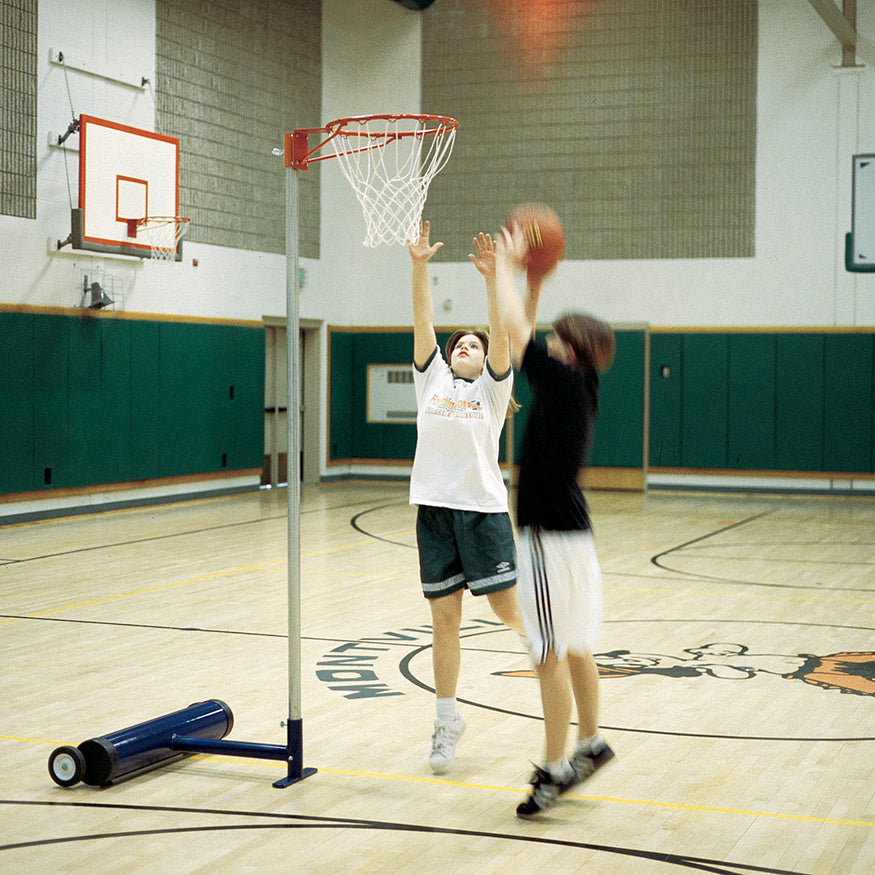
[317,766,875,828]
[178,760,875,829]
[607,583,875,605]
[0,799,809,875]
[0,533,408,624]
[10,736,870,830]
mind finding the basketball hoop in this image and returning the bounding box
[137,215,191,262]
[286,113,458,246]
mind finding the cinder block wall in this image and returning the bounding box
[0,0,37,220]
[155,0,322,257]
[421,0,756,262]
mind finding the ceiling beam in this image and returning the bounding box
[808,0,857,50]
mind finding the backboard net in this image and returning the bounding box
[137,215,191,262]
[286,114,458,246]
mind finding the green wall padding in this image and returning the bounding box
[682,334,730,468]
[330,328,646,469]
[649,331,874,474]
[592,330,646,467]
[649,334,682,467]
[328,331,355,460]
[775,334,824,471]
[823,333,873,473]
[0,312,265,495]
[158,322,265,477]
[728,333,776,469]
[33,316,72,489]
[0,312,35,493]
[129,321,161,481]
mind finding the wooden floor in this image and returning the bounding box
[1,482,873,874]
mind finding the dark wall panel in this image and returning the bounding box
[590,330,645,468]
[649,333,682,467]
[775,334,824,471]
[33,316,71,489]
[329,331,355,461]
[823,333,873,473]
[681,334,729,468]
[728,333,776,469]
[0,312,265,496]
[0,312,35,493]
[330,328,646,470]
[129,321,162,481]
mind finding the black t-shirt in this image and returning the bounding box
[516,339,599,531]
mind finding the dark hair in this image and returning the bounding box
[444,327,519,417]
[552,312,615,373]
[444,329,489,363]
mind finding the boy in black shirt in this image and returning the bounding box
[494,223,616,818]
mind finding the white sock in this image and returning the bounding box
[576,733,604,754]
[435,697,459,723]
[547,758,574,782]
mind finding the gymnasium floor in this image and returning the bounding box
[1,481,873,873]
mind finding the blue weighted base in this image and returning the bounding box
[49,699,233,787]
[48,700,317,789]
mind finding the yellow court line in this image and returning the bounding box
[1,559,285,622]
[215,761,875,828]
[1,533,407,624]
[312,767,875,828]
[9,736,871,830]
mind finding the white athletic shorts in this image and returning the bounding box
[517,527,604,665]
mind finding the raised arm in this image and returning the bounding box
[409,220,443,368]
[494,225,535,370]
[523,265,547,337]
[469,232,510,376]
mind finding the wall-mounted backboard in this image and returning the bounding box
[72,115,181,258]
[849,153,875,272]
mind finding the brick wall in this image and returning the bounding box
[155,0,322,256]
[0,0,37,220]
[421,0,756,262]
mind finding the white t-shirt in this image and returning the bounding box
[409,347,512,512]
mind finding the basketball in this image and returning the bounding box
[506,202,565,273]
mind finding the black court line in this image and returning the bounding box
[5,614,871,740]
[353,502,875,594]
[350,502,417,548]
[4,612,873,643]
[0,800,811,874]
[651,510,875,592]
[0,491,408,566]
[397,632,875,743]
[1,517,287,566]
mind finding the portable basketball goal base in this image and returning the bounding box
[48,114,458,791]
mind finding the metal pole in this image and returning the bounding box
[274,161,315,788]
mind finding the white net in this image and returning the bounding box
[139,216,191,262]
[325,115,458,247]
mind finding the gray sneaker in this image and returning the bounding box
[565,739,615,791]
[429,715,466,773]
[516,765,563,818]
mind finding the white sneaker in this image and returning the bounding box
[429,715,466,774]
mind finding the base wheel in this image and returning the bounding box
[48,745,86,787]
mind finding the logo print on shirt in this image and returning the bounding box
[424,393,484,420]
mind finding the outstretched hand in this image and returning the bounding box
[409,220,443,263]
[496,223,529,267]
[468,232,497,278]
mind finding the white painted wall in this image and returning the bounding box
[316,0,875,330]
[5,0,874,327]
[311,0,423,326]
